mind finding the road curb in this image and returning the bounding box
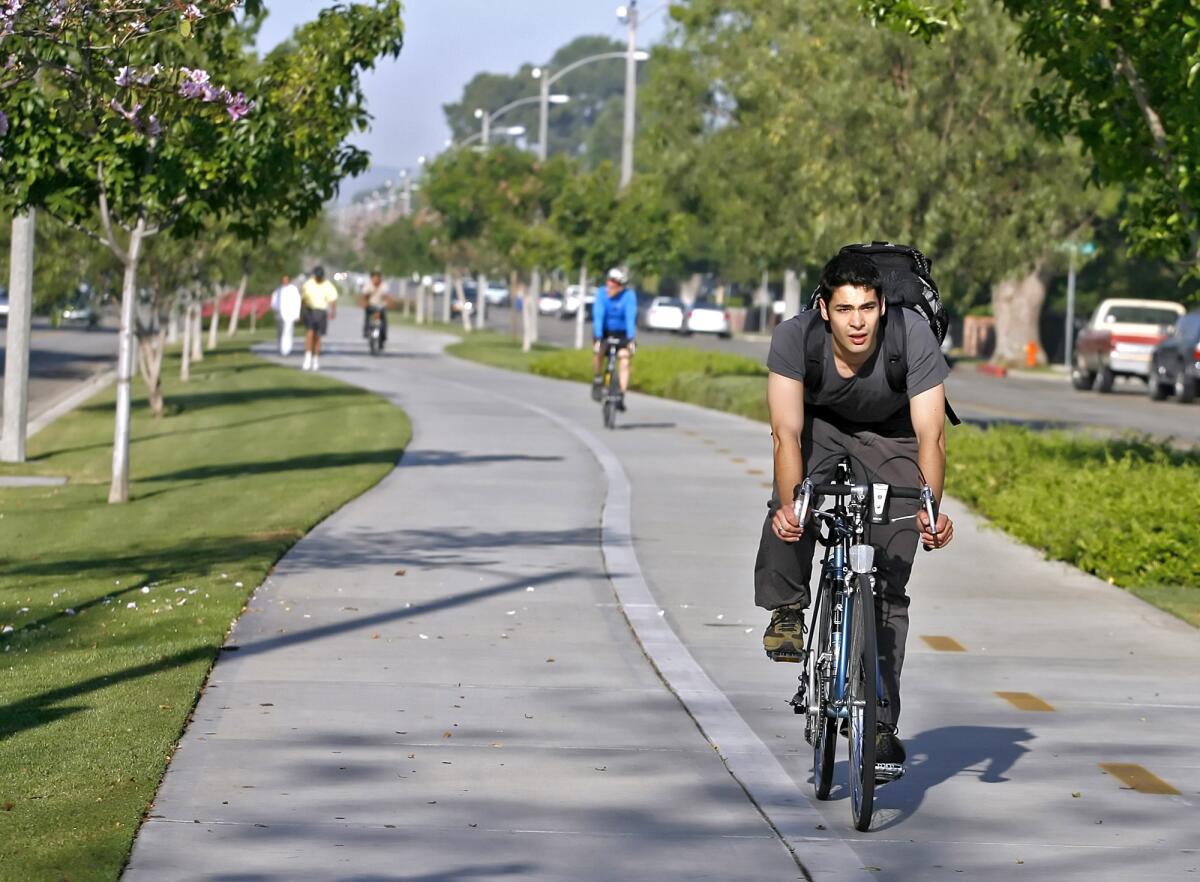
[27,368,116,439]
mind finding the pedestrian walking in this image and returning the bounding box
[300,266,338,371]
[271,274,302,356]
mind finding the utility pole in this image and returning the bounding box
[1064,245,1077,370]
[1,210,36,463]
[537,70,550,162]
[619,1,639,190]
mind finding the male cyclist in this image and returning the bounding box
[360,270,390,348]
[756,249,954,776]
[591,267,639,410]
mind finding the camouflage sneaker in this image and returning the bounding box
[763,604,805,662]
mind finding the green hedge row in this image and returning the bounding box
[945,426,1199,593]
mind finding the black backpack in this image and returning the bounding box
[803,241,961,426]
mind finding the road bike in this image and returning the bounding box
[789,458,937,831]
[598,335,625,430]
[365,307,385,356]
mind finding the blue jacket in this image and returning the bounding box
[593,286,639,340]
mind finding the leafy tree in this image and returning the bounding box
[645,0,1097,362]
[0,1,404,502]
[865,0,1200,274]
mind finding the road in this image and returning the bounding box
[125,309,1200,881]
[487,305,1200,446]
[0,318,118,422]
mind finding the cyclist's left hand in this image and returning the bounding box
[917,510,954,549]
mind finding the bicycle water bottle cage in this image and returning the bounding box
[870,483,891,524]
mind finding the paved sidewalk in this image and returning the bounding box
[125,314,1200,881]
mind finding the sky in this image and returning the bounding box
[257,1,669,185]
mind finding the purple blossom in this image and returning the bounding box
[224,91,253,121]
[115,66,134,88]
[0,110,8,138]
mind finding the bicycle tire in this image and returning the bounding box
[368,334,381,356]
[847,577,878,832]
[809,577,837,800]
[606,363,621,430]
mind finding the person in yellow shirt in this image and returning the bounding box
[300,266,339,371]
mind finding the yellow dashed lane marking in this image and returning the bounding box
[996,691,1055,712]
[1100,763,1180,795]
[746,469,764,476]
[761,482,773,489]
[731,457,746,463]
[921,635,966,652]
[716,447,731,454]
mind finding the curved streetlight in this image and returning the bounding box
[475,95,564,147]
[530,49,649,164]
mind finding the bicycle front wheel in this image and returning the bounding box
[846,576,877,832]
[809,578,837,800]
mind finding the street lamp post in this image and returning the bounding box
[531,48,648,163]
[618,2,639,189]
[475,96,562,149]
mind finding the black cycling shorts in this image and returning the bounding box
[596,335,633,353]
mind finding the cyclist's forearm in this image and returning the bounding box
[917,432,946,502]
[772,430,804,506]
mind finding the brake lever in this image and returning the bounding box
[920,486,939,551]
[792,479,813,527]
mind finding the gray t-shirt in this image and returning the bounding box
[767,308,949,428]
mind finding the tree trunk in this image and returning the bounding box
[523,268,541,353]
[575,264,588,350]
[442,264,452,324]
[137,325,168,419]
[181,300,193,382]
[475,271,488,331]
[784,268,802,319]
[455,274,472,333]
[510,271,520,338]
[1,210,35,463]
[191,302,204,363]
[207,288,221,351]
[167,304,180,345]
[109,217,147,504]
[400,278,410,318]
[679,272,703,306]
[415,278,426,324]
[991,263,1049,367]
[226,272,249,337]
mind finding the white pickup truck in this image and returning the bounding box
[1072,298,1185,392]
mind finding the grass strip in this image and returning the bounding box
[0,337,410,882]
[446,330,1200,626]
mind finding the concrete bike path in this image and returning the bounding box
[125,316,1200,881]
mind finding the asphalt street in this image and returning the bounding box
[0,318,118,422]
[499,304,1200,447]
[123,310,1200,881]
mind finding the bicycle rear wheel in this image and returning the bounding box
[846,577,878,832]
[605,364,620,430]
[809,577,837,800]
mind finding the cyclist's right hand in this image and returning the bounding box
[772,503,803,543]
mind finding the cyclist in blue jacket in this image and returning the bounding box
[591,267,639,409]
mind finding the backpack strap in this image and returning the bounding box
[884,307,962,427]
[803,313,824,400]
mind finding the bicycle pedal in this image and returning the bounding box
[766,649,802,663]
[874,763,905,785]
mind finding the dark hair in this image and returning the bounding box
[313,265,325,278]
[817,252,880,303]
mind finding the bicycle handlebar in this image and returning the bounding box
[792,479,939,540]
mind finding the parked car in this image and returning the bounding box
[60,299,100,329]
[684,301,732,338]
[0,287,8,327]
[1148,308,1200,403]
[1072,298,1185,392]
[449,280,479,315]
[537,289,564,315]
[642,297,686,332]
[560,284,595,318]
[483,281,510,306]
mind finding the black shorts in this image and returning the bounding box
[596,335,633,354]
[303,307,328,336]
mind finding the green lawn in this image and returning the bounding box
[0,338,410,882]
[446,330,1200,627]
